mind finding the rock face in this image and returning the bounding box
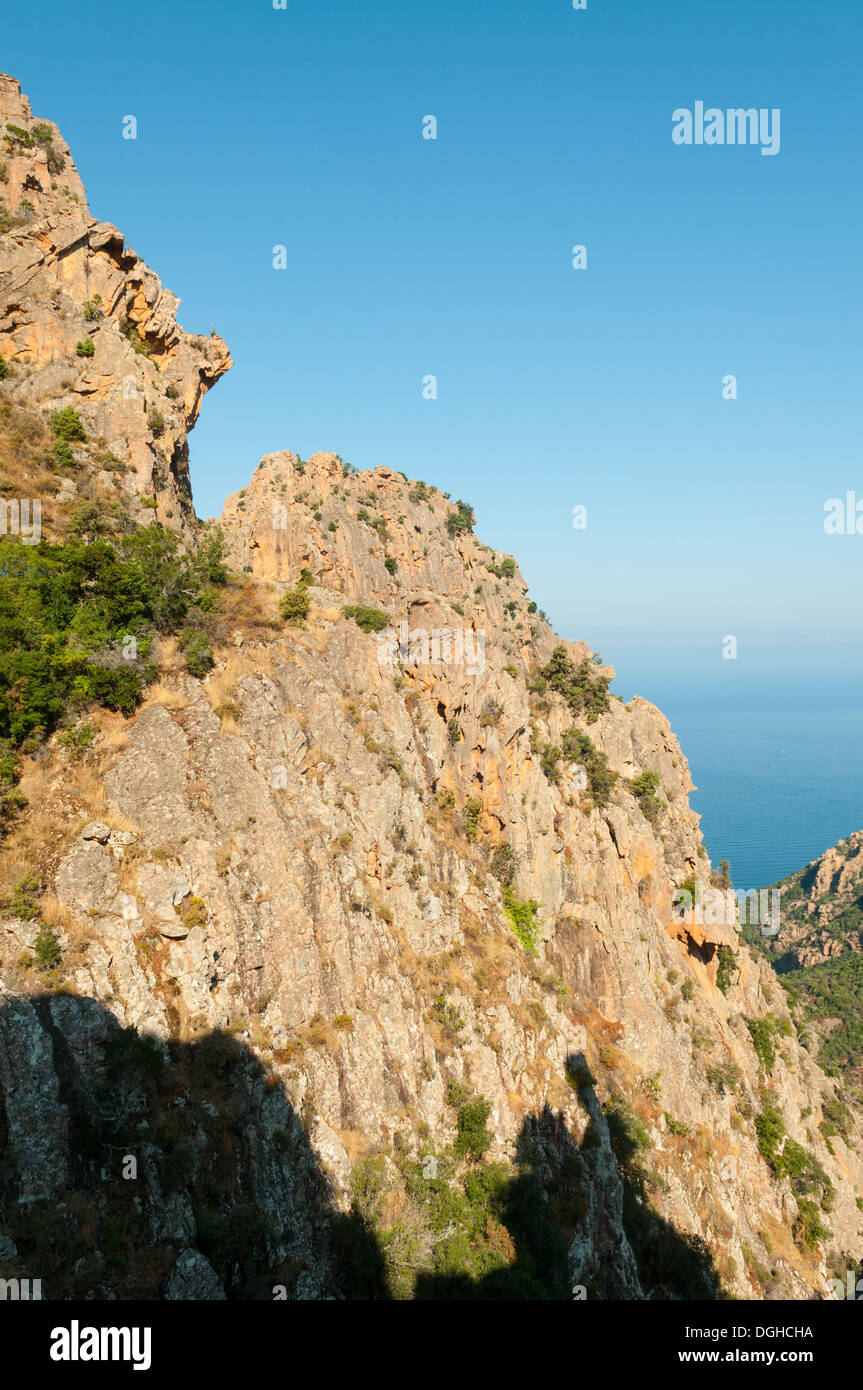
[0,72,230,533]
[755,833,863,1088]
[765,832,863,968]
[1,77,862,1302]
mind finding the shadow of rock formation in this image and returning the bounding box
[0,991,383,1299]
[0,1008,719,1301]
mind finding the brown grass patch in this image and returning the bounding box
[146,678,189,710]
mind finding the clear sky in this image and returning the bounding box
[4,0,862,655]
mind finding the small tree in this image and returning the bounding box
[33,926,62,972]
[280,570,313,626]
[454,1097,493,1161]
[445,500,475,537]
[49,406,86,442]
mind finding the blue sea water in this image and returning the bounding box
[596,644,863,892]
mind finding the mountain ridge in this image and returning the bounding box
[0,75,861,1301]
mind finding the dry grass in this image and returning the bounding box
[312,603,344,625]
[37,892,85,935]
[337,1128,374,1164]
[203,648,277,710]
[212,577,280,639]
[98,718,131,754]
[0,758,106,891]
[150,635,183,674]
[758,1214,813,1279]
[0,703,144,897]
[146,678,189,710]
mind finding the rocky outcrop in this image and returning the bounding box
[761,831,863,967]
[0,72,230,533]
[754,832,863,1088]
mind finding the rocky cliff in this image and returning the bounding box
[752,834,863,1091]
[1,77,861,1302]
[0,72,230,536]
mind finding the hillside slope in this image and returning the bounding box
[751,834,863,1091]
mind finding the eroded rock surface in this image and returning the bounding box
[0,72,230,532]
[1,75,861,1302]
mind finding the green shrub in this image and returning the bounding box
[560,727,617,806]
[49,406,86,442]
[539,644,611,723]
[4,123,34,150]
[604,1093,651,1168]
[122,322,153,357]
[33,926,62,972]
[755,1105,786,1171]
[499,557,516,578]
[57,719,98,759]
[342,605,389,633]
[432,992,465,1034]
[178,628,213,677]
[383,557,397,575]
[540,743,561,782]
[793,1198,830,1251]
[454,1097,493,1162]
[82,295,103,322]
[0,524,227,746]
[489,843,517,888]
[819,1092,852,1142]
[280,571,312,626]
[446,1080,472,1107]
[445,500,475,538]
[503,890,540,956]
[75,339,95,358]
[447,718,462,746]
[629,770,662,822]
[179,896,208,930]
[148,408,165,439]
[0,354,9,380]
[0,743,26,841]
[463,796,482,841]
[716,945,737,996]
[745,1015,783,1072]
[3,872,41,920]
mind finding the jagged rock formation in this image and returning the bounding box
[0,72,230,533]
[764,832,863,969]
[1,77,862,1301]
[754,834,863,1089]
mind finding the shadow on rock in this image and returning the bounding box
[0,991,385,1299]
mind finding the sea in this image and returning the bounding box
[598,642,863,893]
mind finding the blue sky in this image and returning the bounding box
[5,0,862,658]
